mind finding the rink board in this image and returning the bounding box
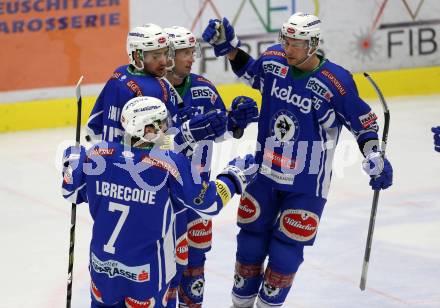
[0,66,439,132]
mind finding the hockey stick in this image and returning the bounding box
[66,76,84,308]
[359,72,390,291]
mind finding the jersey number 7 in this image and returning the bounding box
[103,202,130,254]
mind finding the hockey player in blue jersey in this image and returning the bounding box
[85,23,226,150]
[432,126,440,152]
[163,26,259,307]
[203,13,394,307]
[62,96,257,308]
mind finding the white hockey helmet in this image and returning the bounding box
[121,96,171,143]
[280,12,321,48]
[164,26,201,58]
[127,23,171,67]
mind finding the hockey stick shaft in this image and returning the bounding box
[359,72,390,291]
[66,76,83,308]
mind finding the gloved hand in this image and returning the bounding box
[362,152,393,190]
[179,110,227,148]
[177,105,197,124]
[62,145,85,183]
[228,96,259,131]
[202,17,241,57]
[431,126,440,152]
[218,154,258,194]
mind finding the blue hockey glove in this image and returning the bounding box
[218,154,258,194]
[62,145,85,184]
[178,110,227,148]
[228,96,259,131]
[362,152,393,190]
[202,17,241,57]
[431,126,440,152]
[177,105,197,124]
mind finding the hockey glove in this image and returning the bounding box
[218,154,258,194]
[228,96,259,131]
[62,145,85,184]
[176,110,227,149]
[177,105,197,124]
[362,152,393,190]
[202,17,241,57]
[431,126,440,152]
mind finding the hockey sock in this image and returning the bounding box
[231,261,264,307]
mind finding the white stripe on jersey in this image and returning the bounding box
[85,110,104,141]
[62,183,86,203]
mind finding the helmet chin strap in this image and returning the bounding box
[294,44,318,68]
[167,65,188,83]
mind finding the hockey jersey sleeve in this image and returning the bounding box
[61,146,88,204]
[168,152,236,219]
[85,79,134,142]
[326,70,379,153]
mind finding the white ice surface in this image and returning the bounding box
[0,95,439,307]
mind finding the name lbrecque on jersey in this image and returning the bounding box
[96,180,156,205]
[91,253,150,283]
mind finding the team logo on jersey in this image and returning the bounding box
[175,234,188,265]
[237,191,261,224]
[262,60,289,78]
[270,110,300,143]
[191,86,217,104]
[187,218,212,249]
[306,77,334,102]
[125,296,155,308]
[280,209,319,242]
[359,111,378,129]
[270,79,312,113]
[91,253,150,282]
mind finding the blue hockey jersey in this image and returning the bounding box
[235,44,379,198]
[86,65,179,143]
[61,142,235,303]
[174,73,227,176]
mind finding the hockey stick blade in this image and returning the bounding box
[66,75,83,308]
[359,72,390,291]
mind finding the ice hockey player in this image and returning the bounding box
[85,23,227,153]
[203,12,393,307]
[432,126,440,152]
[163,25,259,307]
[62,96,257,308]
